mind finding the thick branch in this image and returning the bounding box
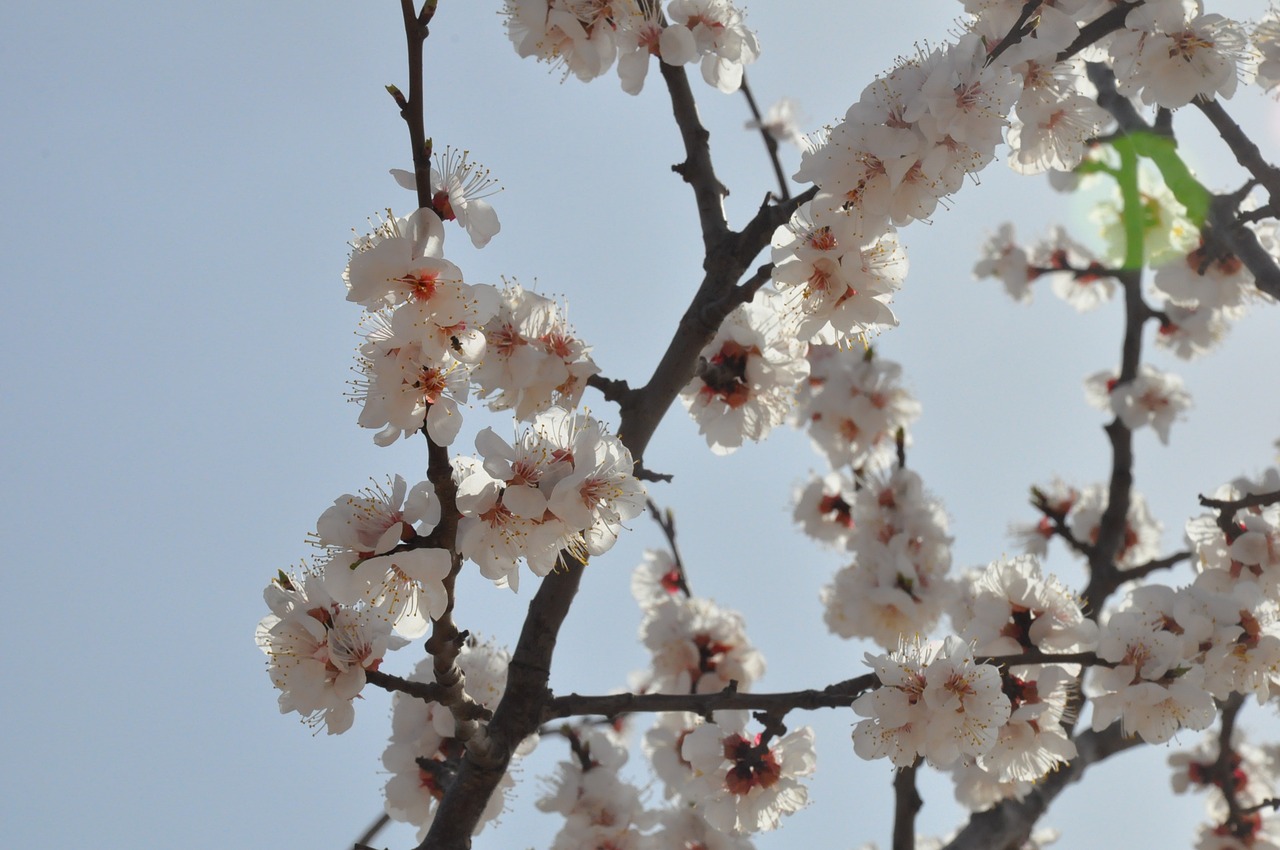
[943,725,1144,850]
[659,60,730,253]
[892,764,922,850]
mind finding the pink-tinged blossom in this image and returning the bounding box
[955,554,1098,656]
[680,712,816,834]
[974,223,1035,303]
[795,347,921,471]
[681,292,809,455]
[1007,479,1078,558]
[471,283,600,421]
[630,548,687,610]
[644,807,758,850]
[1254,10,1280,92]
[1090,602,1217,744]
[854,637,1009,768]
[638,594,765,695]
[793,470,858,551]
[771,203,904,344]
[1084,364,1192,444]
[666,0,761,93]
[503,0,621,83]
[353,311,474,447]
[822,468,954,648]
[1110,8,1248,108]
[1032,226,1116,312]
[615,5,695,94]
[382,637,521,839]
[1153,240,1257,312]
[458,408,644,589]
[316,476,451,639]
[979,665,1077,785]
[345,208,456,311]
[745,96,804,146]
[257,571,405,735]
[391,147,501,249]
[538,724,650,850]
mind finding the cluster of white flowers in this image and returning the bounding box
[632,553,765,694]
[794,346,921,471]
[471,283,600,421]
[456,407,647,590]
[769,206,904,344]
[680,291,809,455]
[853,636,1009,768]
[255,572,406,734]
[821,468,955,648]
[643,710,815,836]
[974,222,1115,310]
[537,724,652,849]
[1069,484,1163,569]
[311,475,452,639]
[383,637,525,839]
[346,207,499,446]
[504,0,759,93]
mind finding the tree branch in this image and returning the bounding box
[892,763,922,850]
[659,60,730,254]
[943,725,1144,850]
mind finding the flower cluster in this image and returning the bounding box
[680,291,809,455]
[312,475,451,639]
[1169,732,1280,850]
[456,407,646,589]
[821,468,954,648]
[346,207,499,446]
[503,0,759,93]
[632,554,765,694]
[471,283,600,421]
[853,636,1009,768]
[645,711,815,836]
[794,346,920,471]
[383,637,525,838]
[255,572,405,734]
[535,723,649,849]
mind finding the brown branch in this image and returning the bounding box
[1210,694,1250,834]
[585,373,632,404]
[659,59,730,253]
[393,0,487,763]
[1082,268,1145,610]
[942,724,1144,850]
[1193,97,1280,205]
[542,674,879,722]
[1200,488,1280,544]
[892,763,922,850]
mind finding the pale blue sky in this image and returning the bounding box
[5,3,1279,849]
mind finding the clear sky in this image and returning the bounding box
[4,2,1280,849]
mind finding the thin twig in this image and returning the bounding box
[739,74,790,201]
